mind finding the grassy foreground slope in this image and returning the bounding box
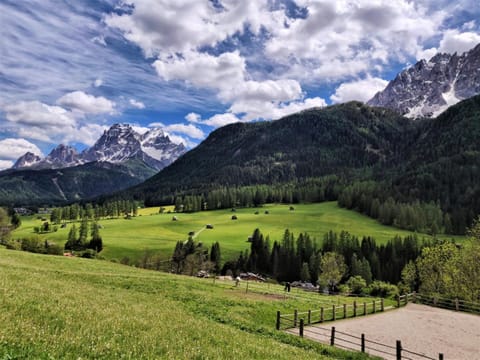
[0,248,371,359]
[13,202,463,262]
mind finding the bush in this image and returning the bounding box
[346,276,367,295]
[21,237,44,253]
[3,239,21,250]
[79,249,97,258]
[366,280,399,298]
[45,242,63,255]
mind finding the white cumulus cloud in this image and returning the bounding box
[438,29,480,54]
[4,101,76,127]
[57,91,115,114]
[331,77,389,103]
[185,112,201,123]
[129,98,145,109]
[0,138,43,160]
[0,160,14,170]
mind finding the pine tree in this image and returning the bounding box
[88,222,103,252]
[65,224,77,250]
[210,242,221,274]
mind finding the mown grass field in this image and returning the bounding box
[12,202,463,262]
[0,247,376,359]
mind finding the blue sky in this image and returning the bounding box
[1,0,480,169]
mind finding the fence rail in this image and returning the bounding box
[294,324,444,360]
[413,294,480,315]
[276,297,390,331]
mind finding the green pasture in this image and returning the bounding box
[12,202,463,262]
[0,248,374,359]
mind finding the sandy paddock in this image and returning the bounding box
[288,303,480,359]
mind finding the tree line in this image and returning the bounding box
[50,200,139,223]
[338,181,445,234]
[221,228,429,288]
[64,219,103,254]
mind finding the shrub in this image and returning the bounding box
[346,275,367,295]
[79,249,97,258]
[366,280,399,298]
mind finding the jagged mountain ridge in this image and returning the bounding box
[368,44,480,118]
[12,124,186,171]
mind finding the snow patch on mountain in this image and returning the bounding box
[12,124,185,171]
[368,44,480,118]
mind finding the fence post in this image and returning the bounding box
[381,298,384,312]
[332,305,336,321]
[397,295,401,308]
[455,298,459,311]
[373,300,376,313]
[439,353,444,360]
[308,310,311,324]
[354,301,357,317]
[361,333,365,352]
[330,326,335,346]
[363,302,367,315]
[299,319,304,337]
[294,309,298,327]
[343,304,347,318]
[246,281,249,293]
[396,340,402,360]
[276,311,281,330]
[413,291,417,303]
[320,307,324,323]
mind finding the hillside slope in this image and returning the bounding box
[126,102,413,203]
[0,248,368,359]
[387,95,480,231]
[0,159,156,205]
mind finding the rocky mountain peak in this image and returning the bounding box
[368,43,480,118]
[45,144,80,165]
[11,123,186,172]
[12,152,42,169]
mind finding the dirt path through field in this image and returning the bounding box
[290,303,480,359]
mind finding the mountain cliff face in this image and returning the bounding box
[368,44,480,118]
[3,123,185,204]
[12,152,42,169]
[12,124,185,171]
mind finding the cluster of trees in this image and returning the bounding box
[64,220,103,253]
[171,239,221,276]
[158,176,341,213]
[401,218,480,302]
[338,181,445,234]
[50,200,139,223]
[33,221,58,234]
[221,228,427,289]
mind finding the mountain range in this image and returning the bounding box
[0,124,185,205]
[368,44,480,118]
[13,124,185,171]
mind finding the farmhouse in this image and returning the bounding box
[239,272,265,282]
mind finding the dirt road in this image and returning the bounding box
[290,303,480,359]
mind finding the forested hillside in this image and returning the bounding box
[125,102,412,202]
[115,97,480,234]
[0,160,156,206]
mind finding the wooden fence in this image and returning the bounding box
[294,324,445,360]
[413,293,480,315]
[276,297,388,331]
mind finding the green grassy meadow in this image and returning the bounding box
[12,202,463,262]
[0,248,376,359]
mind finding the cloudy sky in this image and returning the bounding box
[1,0,480,169]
